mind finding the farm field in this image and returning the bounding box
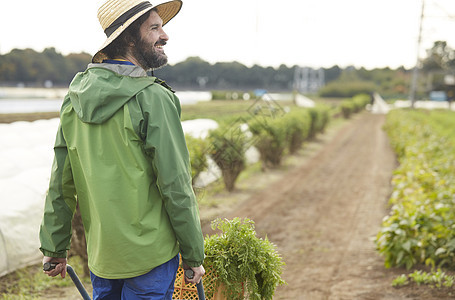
[2,107,455,299]
[202,112,454,299]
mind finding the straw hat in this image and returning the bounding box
[92,0,182,63]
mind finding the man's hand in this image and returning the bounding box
[183,263,205,285]
[43,256,67,278]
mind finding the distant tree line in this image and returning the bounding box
[1,42,452,98]
[0,48,90,87]
[154,58,413,99]
[155,57,301,91]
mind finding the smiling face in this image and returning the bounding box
[131,10,169,70]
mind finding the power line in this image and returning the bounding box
[410,0,425,107]
[409,0,455,105]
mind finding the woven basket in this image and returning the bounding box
[172,264,220,300]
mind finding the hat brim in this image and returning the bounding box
[92,0,182,63]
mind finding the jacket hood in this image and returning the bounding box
[67,64,154,124]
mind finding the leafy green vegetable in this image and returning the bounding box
[376,109,455,269]
[204,218,286,300]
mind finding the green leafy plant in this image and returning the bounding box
[392,274,409,287]
[208,123,248,191]
[185,134,209,185]
[340,100,354,119]
[376,109,455,269]
[307,105,330,138]
[338,93,369,119]
[283,108,311,154]
[392,269,455,289]
[409,270,430,286]
[249,117,288,168]
[352,93,371,112]
[204,218,286,300]
[443,274,455,288]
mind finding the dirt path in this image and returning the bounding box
[203,113,452,299]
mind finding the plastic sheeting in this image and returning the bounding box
[371,93,390,114]
[0,119,58,277]
[295,94,315,108]
[181,118,218,139]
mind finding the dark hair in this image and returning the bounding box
[101,8,155,59]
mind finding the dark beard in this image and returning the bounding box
[132,38,168,70]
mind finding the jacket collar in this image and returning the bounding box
[87,63,147,78]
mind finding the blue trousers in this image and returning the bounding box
[90,255,179,300]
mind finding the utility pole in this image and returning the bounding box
[253,0,259,66]
[410,0,425,108]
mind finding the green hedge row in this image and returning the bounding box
[186,104,331,191]
[318,81,376,98]
[339,93,371,119]
[376,109,455,269]
[207,125,249,191]
[249,105,329,169]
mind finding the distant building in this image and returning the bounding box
[293,67,325,94]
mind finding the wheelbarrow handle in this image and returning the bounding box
[43,263,91,300]
[185,269,206,300]
[67,265,91,300]
[196,279,206,300]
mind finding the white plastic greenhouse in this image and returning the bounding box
[0,119,59,277]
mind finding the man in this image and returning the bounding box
[39,0,205,298]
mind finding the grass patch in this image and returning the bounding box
[0,256,91,299]
[180,100,297,122]
[0,112,59,124]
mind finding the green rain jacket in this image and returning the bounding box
[39,63,204,279]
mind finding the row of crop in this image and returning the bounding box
[339,93,371,119]
[376,109,455,269]
[186,104,331,191]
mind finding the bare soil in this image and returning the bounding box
[0,112,59,123]
[202,112,455,299]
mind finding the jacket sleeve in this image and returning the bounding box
[137,86,205,267]
[39,122,77,258]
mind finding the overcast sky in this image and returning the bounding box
[1,0,455,69]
